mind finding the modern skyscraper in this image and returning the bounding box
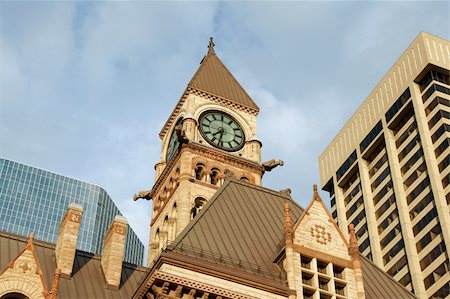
[0,157,144,265]
[319,32,450,299]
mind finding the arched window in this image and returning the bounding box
[195,164,205,180]
[210,168,220,185]
[191,197,207,219]
[1,293,29,299]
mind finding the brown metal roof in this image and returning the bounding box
[360,255,417,299]
[187,51,259,111]
[168,179,304,280]
[0,231,149,299]
[167,179,416,298]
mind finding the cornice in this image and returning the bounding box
[158,251,288,296]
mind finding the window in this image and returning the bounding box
[438,155,450,172]
[380,224,400,248]
[419,69,450,90]
[383,240,404,265]
[425,96,450,116]
[368,153,388,178]
[423,260,450,289]
[403,163,427,189]
[423,84,450,102]
[387,255,408,277]
[376,194,396,219]
[371,166,391,191]
[373,181,393,205]
[396,121,416,148]
[191,197,207,219]
[398,135,421,162]
[420,241,446,271]
[301,256,312,269]
[194,164,205,180]
[210,168,219,185]
[378,211,398,234]
[409,192,433,221]
[401,148,423,175]
[431,123,450,143]
[429,110,450,129]
[346,196,363,219]
[360,121,383,153]
[406,177,430,205]
[413,207,437,236]
[336,151,357,181]
[435,138,450,158]
[385,89,411,123]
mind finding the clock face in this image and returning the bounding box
[198,111,245,151]
[166,118,183,161]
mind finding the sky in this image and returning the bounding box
[1,1,449,263]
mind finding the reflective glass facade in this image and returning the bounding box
[0,158,144,265]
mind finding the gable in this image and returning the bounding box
[293,190,352,261]
[0,235,48,299]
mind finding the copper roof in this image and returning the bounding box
[168,179,304,280]
[159,42,259,139]
[360,255,417,299]
[187,50,259,111]
[165,179,416,298]
[0,231,148,299]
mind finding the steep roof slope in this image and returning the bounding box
[0,231,148,299]
[187,49,259,111]
[360,255,417,299]
[167,179,417,298]
[168,179,303,279]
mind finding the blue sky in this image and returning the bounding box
[1,1,448,263]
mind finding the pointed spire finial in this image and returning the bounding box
[284,202,293,245]
[28,232,35,244]
[348,224,360,259]
[208,36,215,54]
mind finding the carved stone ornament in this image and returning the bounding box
[305,219,336,250]
[133,189,152,201]
[262,159,284,172]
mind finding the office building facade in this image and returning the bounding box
[0,157,144,265]
[319,32,450,299]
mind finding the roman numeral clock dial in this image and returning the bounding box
[198,111,245,151]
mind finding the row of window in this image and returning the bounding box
[423,83,450,102]
[425,96,450,116]
[419,69,450,91]
[420,241,447,271]
[409,192,434,221]
[435,138,449,158]
[423,260,449,290]
[336,151,357,182]
[383,239,404,265]
[360,121,383,153]
[385,88,411,123]
[416,223,441,253]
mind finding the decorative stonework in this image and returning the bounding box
[138,270,260,299]
[307,220,333,247]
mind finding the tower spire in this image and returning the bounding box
[208,37,215,54]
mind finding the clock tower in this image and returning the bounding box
[135,38,282,265]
